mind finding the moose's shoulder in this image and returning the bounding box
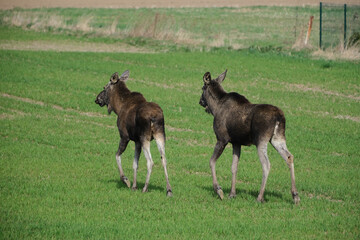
[224,92,250,104]
[128,91,147,102]
[130,91,145,98]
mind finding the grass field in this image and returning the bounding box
[1,7,360,240]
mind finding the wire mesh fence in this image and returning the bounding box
[320,2,360,49]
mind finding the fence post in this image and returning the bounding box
[344,4,347,49]
[305,16,314,45]
[320,2,322,49]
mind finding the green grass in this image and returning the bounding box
[1,6,360,240]
[1,49,359,239]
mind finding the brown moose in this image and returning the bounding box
[95,70,172,197]
[199,70,300,204]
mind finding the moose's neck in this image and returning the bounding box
[206,83,227,116]
[110,82,132,115]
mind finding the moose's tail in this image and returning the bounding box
[272,110,287,141]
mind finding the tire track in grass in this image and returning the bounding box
[263,79,360,102]
[1,92,105,118]
[1,92,204,132]
[246,79,360,122]
[287,83,360,102]
[2,91,359,130]
[0,106,31,119]
[303,192,344,203]
[300,109,360,123]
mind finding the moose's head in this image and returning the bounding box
[199,69,227,115]
[95,70,130,114]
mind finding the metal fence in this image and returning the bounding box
[320,2,360,49]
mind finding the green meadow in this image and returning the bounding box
[1,7,360,239]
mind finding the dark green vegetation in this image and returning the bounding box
[1,6,360,240]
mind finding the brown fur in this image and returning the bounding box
[95,70,172,196]
[199,70,299,203]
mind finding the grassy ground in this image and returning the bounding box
[1,6,360,240]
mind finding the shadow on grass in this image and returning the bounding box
[201,186,291,203]
[107,179,165,193]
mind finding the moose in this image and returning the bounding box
[95,70,172,197]
[199,70,300,204]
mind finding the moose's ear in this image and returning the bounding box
[215,69,227,83]
[119,70,130,81]
[203,72,211,84]
[110,72,119,84]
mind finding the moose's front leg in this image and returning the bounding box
[210,141,227,200]
[229,144,241,198]
[116,138,130,188]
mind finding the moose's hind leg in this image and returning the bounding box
[154,134,173,197]
[271,138,300,204]
[132,142,142,190]
[256,142,271,203]
[229,144,241,198]
[141,139,154,193]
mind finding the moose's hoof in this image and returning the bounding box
[216,187,224,200]
[256,196,264,203]
[166,189,173,197]
[131,186,137,191]
[293,193,300,204]
[229,193,236,199]
[121,177,131,188]
[142,187,148,193]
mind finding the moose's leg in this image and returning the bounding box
[229,144,241,198]
[210,141,227,200]
[132,141,142,190]
[256,142,270,202]
[271,139,300,204]
[155,134,172,197]
[116,138,130,188]
[141,139,154,193]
